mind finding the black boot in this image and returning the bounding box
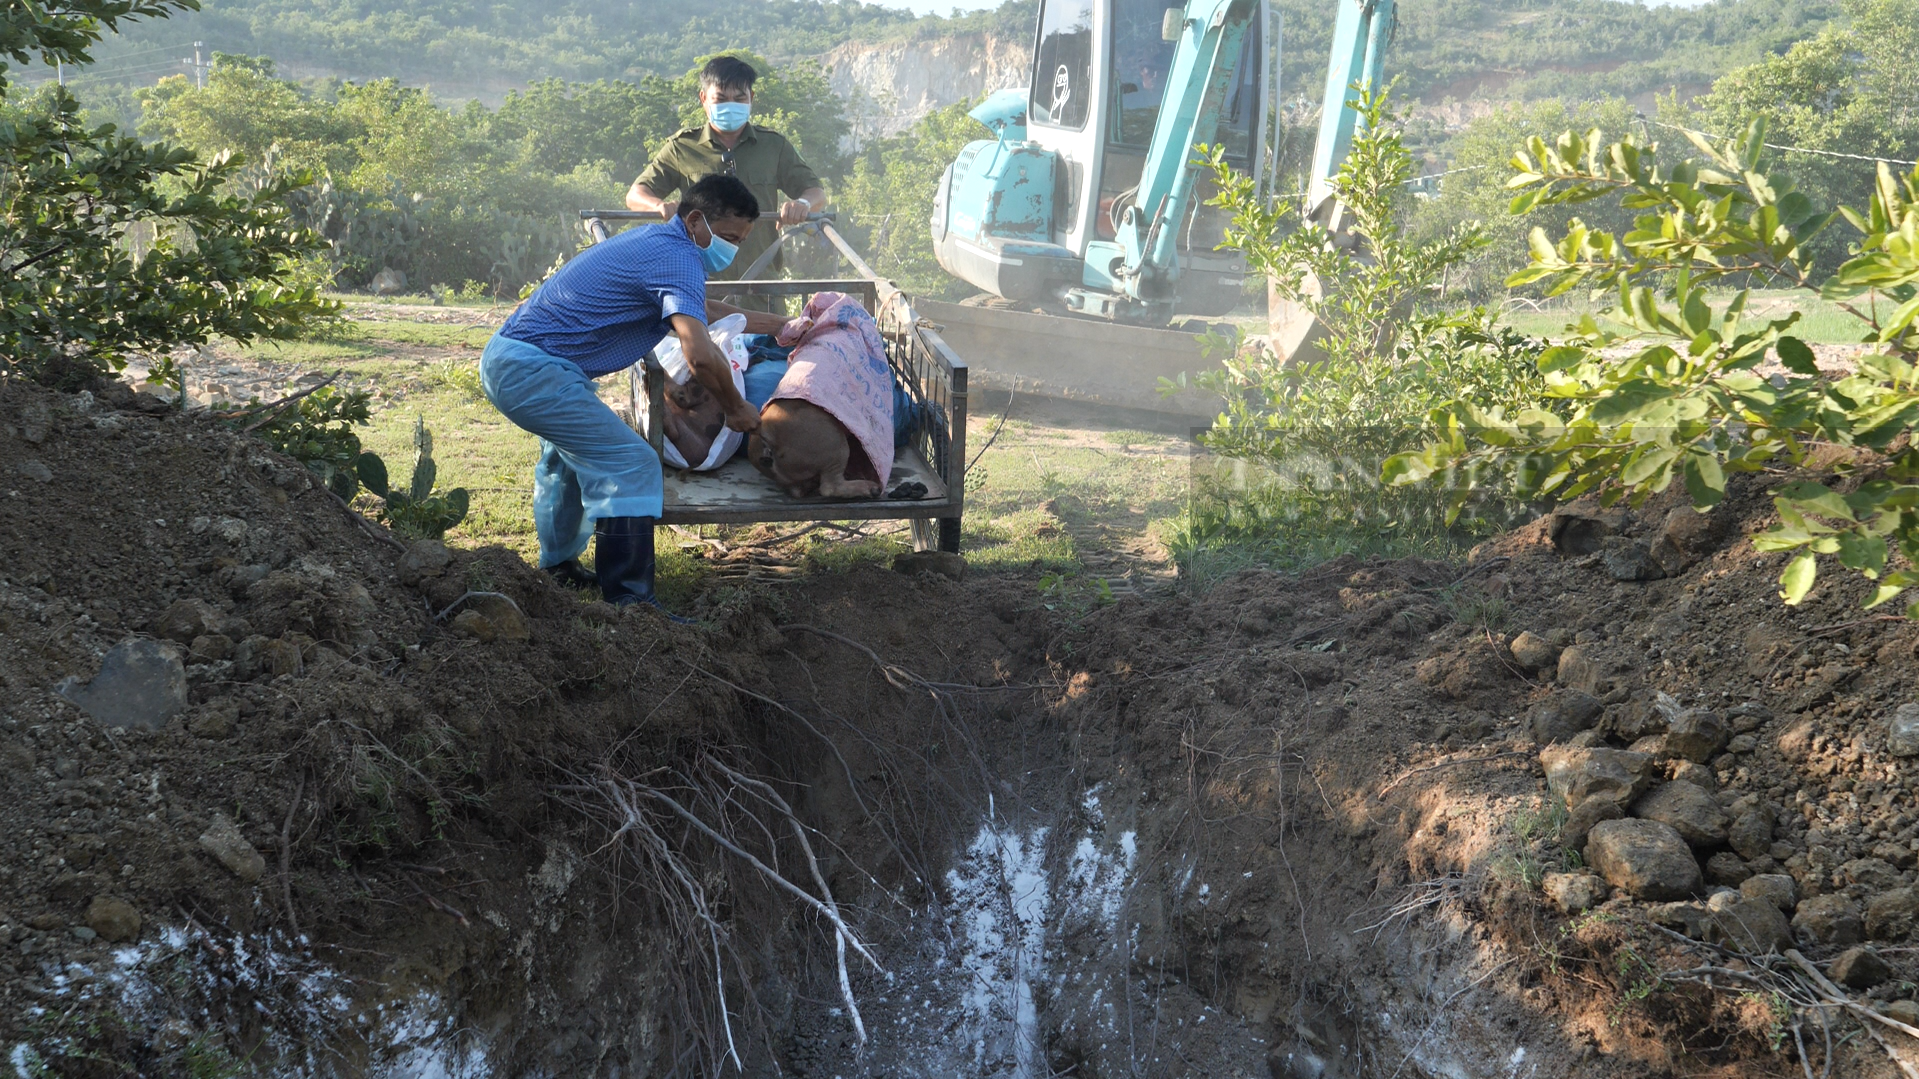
[543,558,597,591]
[594,516,691,621]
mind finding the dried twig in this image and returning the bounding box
[279,772,305,940]
[434,591,522,622]
[234,372,341,431]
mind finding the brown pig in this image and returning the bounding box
[747,399,881,499]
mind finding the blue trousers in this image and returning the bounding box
[480,334,662,567]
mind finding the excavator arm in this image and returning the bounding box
[1089,0,1258,305]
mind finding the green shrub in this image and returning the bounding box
[1386,122,1919,615]
[1170,88,1545,573]
[361,417,470,540]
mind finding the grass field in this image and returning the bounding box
[1496,288,1877,344]
[219,309,1194,605]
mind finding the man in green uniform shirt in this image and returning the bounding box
[625,55,828,282]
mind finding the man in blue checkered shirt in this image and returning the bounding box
[481,175,777,615]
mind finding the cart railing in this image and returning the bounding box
[578,211,966,551]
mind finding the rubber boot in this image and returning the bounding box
[593,517,692,622]
[543,558,597,592]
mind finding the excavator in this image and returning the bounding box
[922,0,1397,418]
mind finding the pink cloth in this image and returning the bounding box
[771,292,896,489]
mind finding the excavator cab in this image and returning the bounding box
[931,0,1267,322]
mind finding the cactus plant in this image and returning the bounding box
[359,417,470,540]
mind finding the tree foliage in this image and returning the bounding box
[836,100,985,298]
[1675,0,1919,273]
[1385,122,1919,614]
[1,0,332,388]
[1170,88,1545,567]
[127,50,853,293]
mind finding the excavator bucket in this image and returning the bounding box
[914,298,1224,422]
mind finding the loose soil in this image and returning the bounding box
[3,374,1918,1077]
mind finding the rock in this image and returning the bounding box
[19,401,50,443]
[1742,874,1799,911]
[17,459,52,483]
[1727,701,1772,733]
[1888,704,1919,758]
[578,602,620,626]
[229,635,273,680]
[1841,858,1903,892]
[57,638,188,730]
[1543,872,1610,914]
[1831,946,1893,989]
[893,550,967,581]
[1632,782,1730,847]
[1556,646,1603,695]
[1866,887,1919,941]
[1627,734,1669,758]
[398,540,452,587]
[1665,709,1728,763]
[197,814,265,882]
[1670,761,1715,790]
[1586,818,1702,900]
[370,266,407,296]
[187,699,239,740]
[1793,894,1865,946]
[1509,632,1560,672]
[1724,734,1758,755]
[1776,717,1818,761]
[1885,1001,1919,1027]
[1645,901,1713,938]
[1603,542,1664,581]
[1706,852,1752,886]
[1541,745,1658,810]
[1549,503,1627,555]
[84,896,141,943]
[1528,691,1604,745]
[1649,507,1717,576]
[465,594,530,641]
[1705,892,1794,954]
[1727,807,1776,861]
[1563,797,1624,850]
[259,637,304,678]
[449,610,496,642]
[153,599,220,644]
[188,633,234,664]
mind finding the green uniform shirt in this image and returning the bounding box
[634,123,822,280]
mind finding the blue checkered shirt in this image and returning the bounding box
[499,216,708,378]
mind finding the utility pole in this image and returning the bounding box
[55,59,64,85]
[182,41,206,88]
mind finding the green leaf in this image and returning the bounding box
[1775,336,1819,376]
[411,456,437,503]
[443,488,470,531]
[1779,550,1818,605]
[356,451,389,498]
[326,468,359,502]
[1683,451,1725,508]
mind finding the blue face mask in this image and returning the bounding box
[690,214,738,273]
[707,101,751,132]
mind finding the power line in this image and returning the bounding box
[1641,116,1918,167]
[15,58,194,90]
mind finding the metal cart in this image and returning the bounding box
[581,211,966,553]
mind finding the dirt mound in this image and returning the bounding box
[6,374,1919,1078]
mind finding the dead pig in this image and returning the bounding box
[748,399,881,499]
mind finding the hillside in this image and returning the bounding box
[45,0,1838,114]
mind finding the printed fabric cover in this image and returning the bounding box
[770,292,897,489]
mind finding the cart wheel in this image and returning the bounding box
[938,517,961,554]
